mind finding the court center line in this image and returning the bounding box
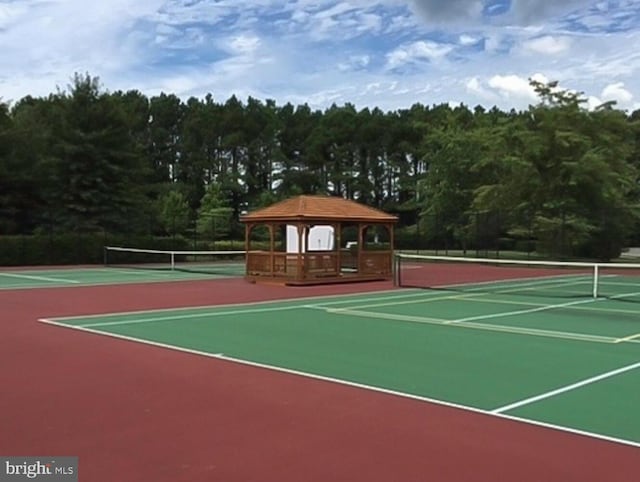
[615,333,640,344]
[492,361,640,414]
[0,272,80,284]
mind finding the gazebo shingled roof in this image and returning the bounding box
[240,195,398,223]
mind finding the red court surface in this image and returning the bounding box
[1,277,638,481]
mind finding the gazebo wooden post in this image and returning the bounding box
[268,223,275,277]
[296,223,304,282]
[357,223,366,274]
[303,224,310,279]
[244,223,252,275]
[335,222,342,275]
[388,222,395,273]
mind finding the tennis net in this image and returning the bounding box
[394,253,640,301]
[104,246,246,276]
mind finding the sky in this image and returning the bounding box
[1,0,640,112]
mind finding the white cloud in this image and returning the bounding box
[522,35,572,55]
[487,73,549,101]
[0,2,29,30]
[586,95,603,110]
[0,0,639,115]
[465,76,497,101]
[386,40,453,69]
[228,35,261,54]
[601,82,634,104]
[337,55,371,72]
[459,34,479,46]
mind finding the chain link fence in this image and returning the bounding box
[395,208,636,261]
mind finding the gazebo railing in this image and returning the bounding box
[304,252,339,277]
[247,251,291,277]
[247,250,392,280]
[359,251,392,275]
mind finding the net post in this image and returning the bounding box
[103,246,108,267]
[593,264,599,299]
[393,253,401,287]
[392,254,397,286]
[171,252,175,271]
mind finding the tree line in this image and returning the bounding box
[1,74,639,259]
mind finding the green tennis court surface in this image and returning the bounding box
[0,265,244,289]
[42,287,640,446]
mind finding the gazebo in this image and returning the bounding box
[240,195,398,285]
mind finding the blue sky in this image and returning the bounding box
[1,0,639,111]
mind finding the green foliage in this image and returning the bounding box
[2,74,640,265]
[159,190,190,236]
[415,79,638,260]
[0,234,190,266]
[197,186,234,242]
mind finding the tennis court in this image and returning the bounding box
[41,280,640,446]
[0,247,246,289]
[4,251,640,480]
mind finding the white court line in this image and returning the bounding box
[492,361,640,414]
[0,272,80,284]
[450,298,599,324]
[37,316,640,449]
[77,287,459,329]
[615,333,640,344]
[440,274,592,292]
[315,307,617,344]
[318,291,487,312]
[44,287,419,322]
[97,268,174,277]
[343,276,593,312]
[469,297,640,316]
[79,305,303,328]
[303,289,454,308]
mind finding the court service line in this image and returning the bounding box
[449,293,640,330]
[492,361,640,414]
[451,298,598,324]
[0,272,80,284]
[37,317,640,449]
[302,289,455,308]
[340,277,592,311]
[318,307,617,344]
[319,291,486,312]
[81,292,449,328]
[468,297,640,316]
